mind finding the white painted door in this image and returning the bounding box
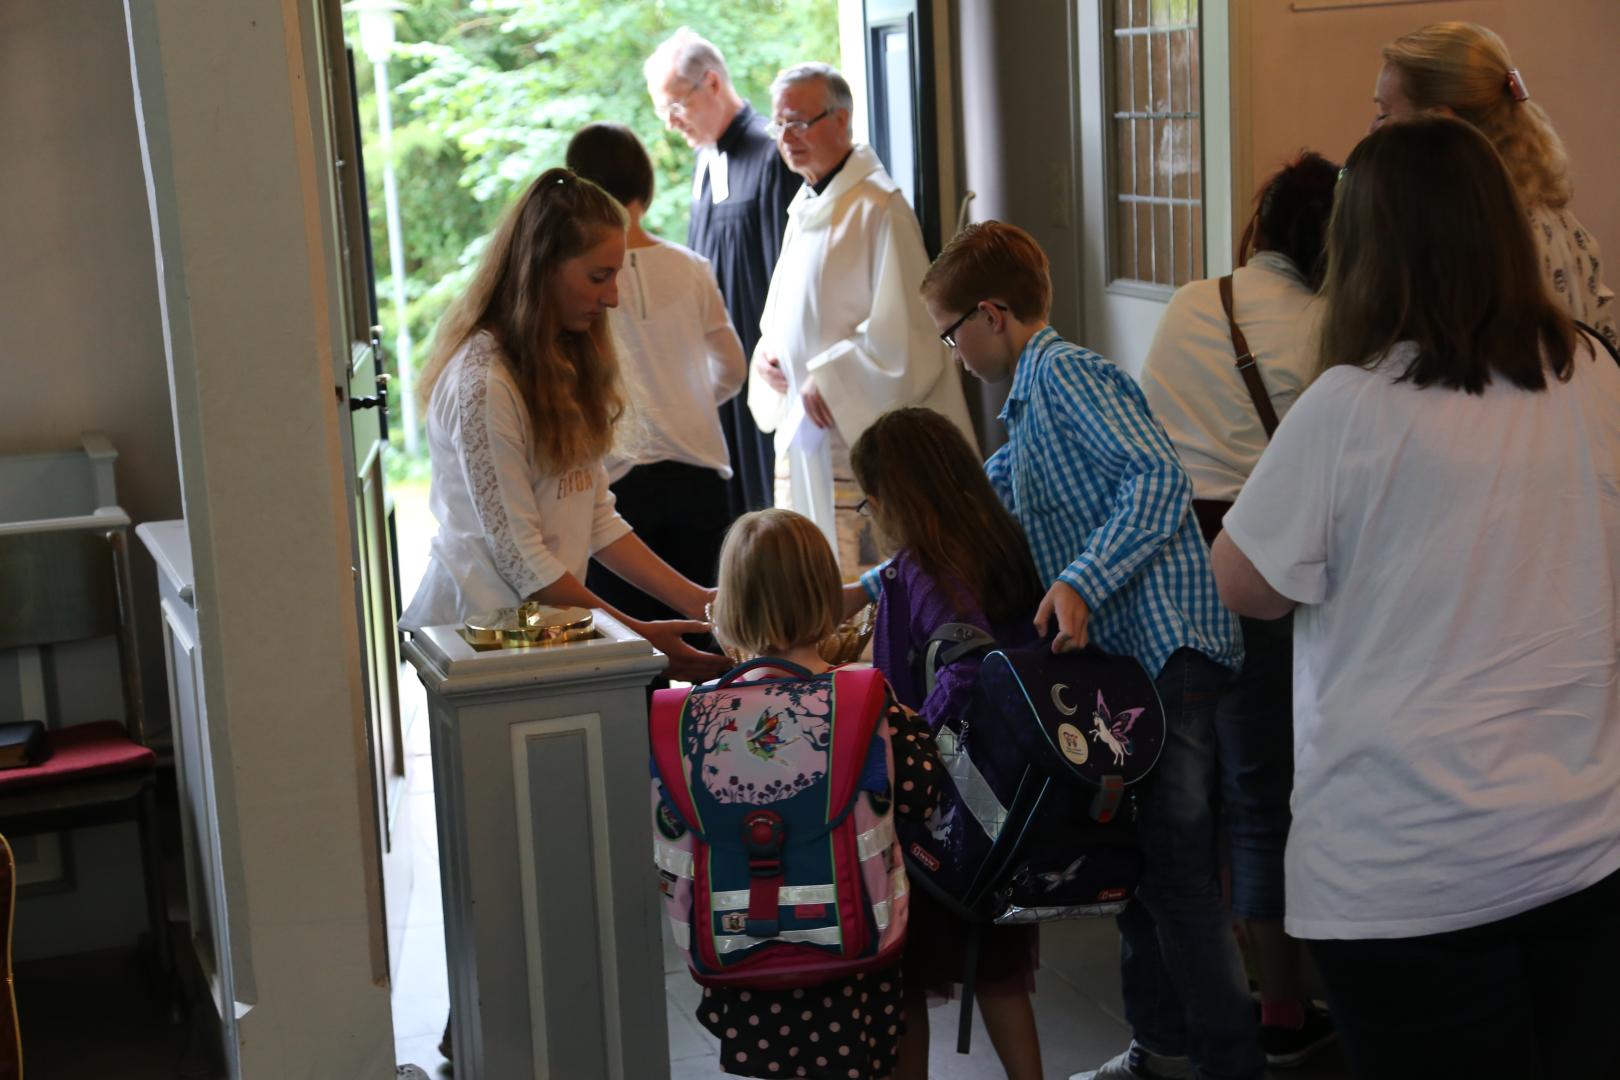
[1075,0,1235,377]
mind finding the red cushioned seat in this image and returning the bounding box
[0,721,155,792]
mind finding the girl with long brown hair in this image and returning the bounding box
[400,167,724,680]
[849,405,1045,1080]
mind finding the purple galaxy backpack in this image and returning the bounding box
[897,628,1165,1052]
[899,626,1165,924]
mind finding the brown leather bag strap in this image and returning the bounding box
[1218,274,1281,439]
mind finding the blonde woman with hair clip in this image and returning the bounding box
[400,167,727,683]
[1373,21,1617,348]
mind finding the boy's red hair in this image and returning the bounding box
[920,221,1051,322]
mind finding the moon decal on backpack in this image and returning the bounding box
[1051,682,1078,715]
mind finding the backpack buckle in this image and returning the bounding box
[1090,775,1124,823]
[741,810,787,937]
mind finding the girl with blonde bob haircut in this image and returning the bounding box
[696,506,945,1080]
[1375,21,1616,345]
[710,509,842,660]
[401,168,724,682]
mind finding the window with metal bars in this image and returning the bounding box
[1110,0,1203,289]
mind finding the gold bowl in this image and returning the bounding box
[462,602,594,650]
[818,602,876,665]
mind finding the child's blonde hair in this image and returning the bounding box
[711,510,841,658]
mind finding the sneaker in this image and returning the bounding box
[1070,1041,1193,1080]
[1261,1000,1337,1068]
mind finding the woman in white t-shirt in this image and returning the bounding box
[400,167,726,683]
[1212,117,1620,1078]
[1373,21,1616,349]
[1139,151,1339,1070]
[566,123,748,624]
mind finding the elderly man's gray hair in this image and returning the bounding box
[644,27,730,87]
[770,62,855,115]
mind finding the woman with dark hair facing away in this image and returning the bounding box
[1374,21,1616,347]
[850,406,1046,1080]
[400,167,725,683]
[1138,151,1340,1072]
[565,122,748,624]
[1212,117,1620,1078]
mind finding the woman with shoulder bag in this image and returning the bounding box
[1138,152,1340,1072]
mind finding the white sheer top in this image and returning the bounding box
[400,332,631,631]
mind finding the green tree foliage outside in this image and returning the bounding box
[347,0,841,473]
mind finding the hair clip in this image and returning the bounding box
[1506,68,1530,102]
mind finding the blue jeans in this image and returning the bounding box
[1118,649,1263,1080]
[1214,614,1293,921]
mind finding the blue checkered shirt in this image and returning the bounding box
[865,327,1241,677]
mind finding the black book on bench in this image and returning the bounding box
[0,722,49,770]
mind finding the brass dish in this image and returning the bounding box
[818,602,876,665]
[462,603,594,650]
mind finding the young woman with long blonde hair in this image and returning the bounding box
[400,167,725,680]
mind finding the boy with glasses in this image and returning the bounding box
[912,221,1260,1080]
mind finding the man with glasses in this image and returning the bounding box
[748,62,975,578]
[644,28,801,519]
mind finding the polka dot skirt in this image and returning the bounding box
[697,971,904,1079]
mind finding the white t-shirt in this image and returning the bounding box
[606,239,747,481]
[1139,253,1323,502]
[1224,339,1620,940]
[400,332,632,631]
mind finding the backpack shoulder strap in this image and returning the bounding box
[1218,274,1281,439]
[923,623,999,697]
[826,667,890,814]
[1576,320,1620,367]
[649,685,701,828]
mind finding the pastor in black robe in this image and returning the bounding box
[686,101,802,516]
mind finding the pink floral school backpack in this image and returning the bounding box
[649,659,908,989]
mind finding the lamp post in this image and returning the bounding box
[349,0,418,454]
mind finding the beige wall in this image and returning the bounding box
[0,2,180,532]
[950,0,1086,441]
[0,1,181,956]
[1240,0,1619,261]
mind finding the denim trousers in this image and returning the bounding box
[1213,614,1293,921]
[1118,648,1264,1080]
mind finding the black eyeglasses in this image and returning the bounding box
[939,302,1008,348]
[655,80,703,122]
[855,497,872,518]
[766,109,833,141]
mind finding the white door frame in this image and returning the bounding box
[1071,0,1238,377]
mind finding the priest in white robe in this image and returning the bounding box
[748,62,977,576]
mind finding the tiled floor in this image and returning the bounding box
[388,670,1350,1079]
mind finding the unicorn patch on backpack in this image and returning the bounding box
[1089,691,1145,767]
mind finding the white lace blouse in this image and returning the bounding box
[400,332,631,631]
